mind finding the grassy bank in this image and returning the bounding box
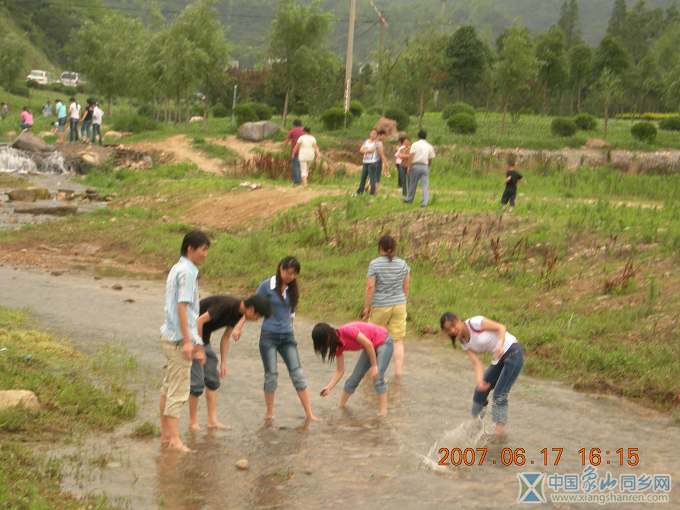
[0,307,136,509]
[1,157,679,417]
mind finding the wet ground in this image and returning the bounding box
[0,265,678,509]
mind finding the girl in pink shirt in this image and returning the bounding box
[312,321,393,416]
[20,107,33,130]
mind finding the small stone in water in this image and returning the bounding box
[235,459,249,470]
[112,284,123,291]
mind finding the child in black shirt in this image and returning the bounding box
[501,153,523,210]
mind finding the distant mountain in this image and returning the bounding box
[106,0,676,66]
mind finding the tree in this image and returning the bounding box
[535,26,567,114]
[445,25,490,102]
[607,0,628,40]
[269,0,332,126]
[70,13,148,114]
[568,43,592,112]
[557,0,581,48]
[494,25,537,131]
[0,34,26,90]
[398,32,448,128]
[597,68,623,138]
[594,35,631,79]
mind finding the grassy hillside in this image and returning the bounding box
[0,12,57,75]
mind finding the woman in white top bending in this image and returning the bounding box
[293,127,321,187]
[440,312,524,437]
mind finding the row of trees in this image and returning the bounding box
[4,0,680,129]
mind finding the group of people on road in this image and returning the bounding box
[159,230,524,452]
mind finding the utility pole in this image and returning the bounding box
[343,0,357,127]
[369,0,389,113]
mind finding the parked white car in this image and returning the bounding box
[60,71,80,87]
[26,69,50,85]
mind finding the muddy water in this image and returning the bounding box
[0,266,678,509]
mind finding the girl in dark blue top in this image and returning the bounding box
[256,256,317,423]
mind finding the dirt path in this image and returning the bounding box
[210,135,282,162]
[186,185,331,231]
[130,134,226,175]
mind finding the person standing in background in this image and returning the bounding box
[404,129,436,208]
[55,99,67,144]
[92,102,104,145]
[292,127,321,187]
[68,97,80,142]
[287,119,305,185]
[19,107,33,130]
[395,135,411,197]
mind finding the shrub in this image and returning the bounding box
[368,106,382,115]
[321,106,352,130]
[551,117,577,137]
[26,79,43,90]
[137,103,156,118]
[8,83,30,97]
[631,122,657,143]
[111,113,159,133]
[659,117,680,131]
[349,100,364,118]
[573,113,597,131]
[212,103,229,118]
[442,102,475,120]
[447,113,477,134]
[384,107,410,130]
[243,102,273,121]
[234,104,258,125]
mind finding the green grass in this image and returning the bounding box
[0,307,136,509]
[192,137,240,163]
[3,157,679,412]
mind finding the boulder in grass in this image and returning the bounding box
[11,131,52,153]
[0,390,41,412]
[238,121,279,142]
[372,117,398,140]
[585,138,612,150]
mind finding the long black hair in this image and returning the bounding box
[276,256,300,311]
[378,234,397,261]
[312,322,339,363]
[440,312,460,348]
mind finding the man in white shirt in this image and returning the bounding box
[405,129,436,207]
[92,103,104,145]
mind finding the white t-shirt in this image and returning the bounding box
[362,139,381,164]
[297,134,317,161]
[69,102,80,120]
[409,139,435,166]
[92,106,104,125]
[461,316,517,364]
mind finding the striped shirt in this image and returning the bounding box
[367,256,410,308]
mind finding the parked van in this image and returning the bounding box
[60,71,80,87]
[26,70,50,85]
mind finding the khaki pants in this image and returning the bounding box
[160,340,192,419]
[369,303,407,341]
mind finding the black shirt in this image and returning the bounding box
[83,105,94,122]
[505,169,523,191]
[199,295,242,344]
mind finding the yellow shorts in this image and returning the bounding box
[369,303,407,341]
[159,339,192,419]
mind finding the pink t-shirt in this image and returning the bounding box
[336,322,388,356]
[288,126,305,154]
[20,111,33,125]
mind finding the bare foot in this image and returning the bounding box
[167,440,193,453]
[207,421,230,430]
[378,410,388,418]
[189,423,202,433]
[306,414,320,422]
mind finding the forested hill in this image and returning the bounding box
[107,0,676,64]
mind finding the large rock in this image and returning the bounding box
[0,390,40,412]
[585,138,612,150]
[238,121,279,142]
[59,144,113,174]
[373,117,398,140]
[11,131,52,153]
[7,187,50,202]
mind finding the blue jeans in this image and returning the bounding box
[357,162,379,195]
[343,337,393,395]
[69,119,79,142]
[397,164,408,196]
[405,163,429,207]
[291,155,301,184]
[472,343,524,424]
[259,331,307,393]
[81,120,92,141]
